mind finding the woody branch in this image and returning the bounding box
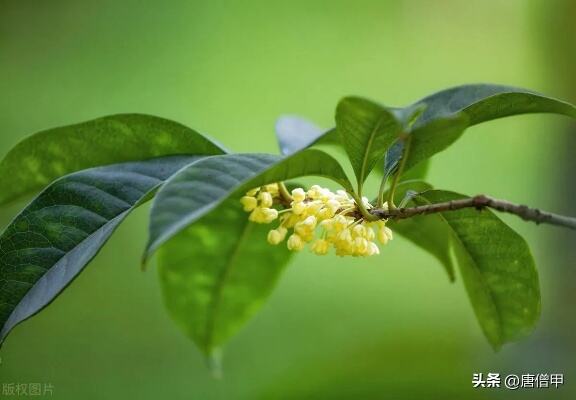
[370,194,576,230]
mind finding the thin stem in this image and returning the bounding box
[387,135,412,210]
[350,192,379,222]
[278,182,293,203]
[376,172,389,209]
[370,194,576,230]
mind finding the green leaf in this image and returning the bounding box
[145,149,352,259]
[145,149,350,356]
[402,84,576,175]
[416,190,541,349]
[157,197,293,357]
[413,83,576,128]
[386,181,454,281]
[0,156,201,345]
[0,114,226,206]
[403,115,469,173]
[275,115,325,155]
[335,97,401,188]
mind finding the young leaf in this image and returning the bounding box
[0,156,202,345]
[0,114,225,206]
[158,197,293,357]
[144,149,352,259]
[416,190,541,349]
[335,97,401,189]
[275,115,325,155]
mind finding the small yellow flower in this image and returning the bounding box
[258,191,274,208]
[377,224,393,245]
[249,207,278,223]
[264,183,279,195]
[287,233,305,251]
[291,201,306,215]
[240,196,257,212]
[317,207,334,221]
[307,185,323,200]
[291,188,306,202]
[241,183,393,257]
[311,239,330,255]
[365,226,376,241]
[352,224,366,238]
[332,215,349,232]
[354,237,369,254]
[367,242,380,256]
[326,199,340,214]
[267,227,287,245]
[262,208,279,223]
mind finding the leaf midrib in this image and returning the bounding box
[432,209,504,346]
[358,115,385,186]
[203,219,255,353]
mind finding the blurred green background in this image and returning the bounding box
[1,0,575,398]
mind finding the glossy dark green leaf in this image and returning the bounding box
[401,84,576,175]
[275,115,327,155]
[0,156,201,345]
[403,115,469,173]
[157,198,293,357]
[416,190,540,349]
[385,181,454,281]
[335,97,401,188]
[145,149,352,258]
[412,84,576,128]
[0,114,225,206]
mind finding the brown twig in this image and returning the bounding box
[370,194,576,230]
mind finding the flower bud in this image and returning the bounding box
[377,226,393,244]
[291,188,306,202]
[352,224,366,238]
[264,184,279,195]
[326,199,340,214]
[365,226,375,241]
[287,234,305,251]
[267,227,287,245]
[292,201,306,215]
[258,191,274,208]
[311,239,330,255]
[262,208,279,223]
[354,237,369,254]
[367,242,380,256]
[317,207,334,221]
[332,215,348,231]
[240,196,257,212]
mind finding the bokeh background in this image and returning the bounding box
[1,0,575,398]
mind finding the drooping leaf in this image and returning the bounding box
[145,149,352,259]
[335,97,401,188]
[416,190,540,349]
[0,156,202,345]
[0,114,225,206]
[158,197,293,357]
[385,181,454,281]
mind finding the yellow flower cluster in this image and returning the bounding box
[240,183,393,257]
